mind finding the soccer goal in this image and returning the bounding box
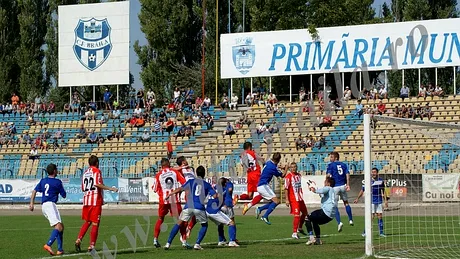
[363,114,460,258]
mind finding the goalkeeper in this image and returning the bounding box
[305,177,337,245]
[354,167,388,237]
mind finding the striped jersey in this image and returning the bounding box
[153,167,186,204]
[82,166,103,206]
[284,172,304,202]
[179,167,195,181]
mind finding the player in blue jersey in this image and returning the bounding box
[254,152,287,225]
[164,166,216,250]
[206,177,239,247]
[326,151,353,232]
[29,164,67,256]
[305,177,337,245]
[354,168,388,237]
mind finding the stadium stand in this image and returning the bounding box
[0,94,459,179]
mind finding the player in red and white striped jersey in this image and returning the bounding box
[284,162,308,239]
[152,158,188,248]
[75,155,118,253]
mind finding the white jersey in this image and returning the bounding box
[181,167,196,181]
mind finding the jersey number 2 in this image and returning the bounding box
[84,177,96,191]
[44,184,49,196]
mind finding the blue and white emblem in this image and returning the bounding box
[232,37,255,75]
[73,18,112,71]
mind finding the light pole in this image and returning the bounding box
[215,0,219,106]
[241,0,245,104]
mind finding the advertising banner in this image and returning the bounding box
[0,179,40,202]
[119,178,149,203]
[60,178,119,203]
[422,174,460,202]
[221,18,460,79]
[58,1,130,86]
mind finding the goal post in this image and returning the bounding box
[364,114,460,258]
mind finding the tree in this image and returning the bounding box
[0,0,20,101]
[16,0,49,102]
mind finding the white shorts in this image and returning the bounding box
[333,185,349,203]
[207,211,232,226]
[221,206,234,218]
[179,208,207,224]
[41,202,62,226]
[372,204,383,214]
[257,185,276,200]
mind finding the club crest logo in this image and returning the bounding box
[232,37,255,75]
[73,18,112,71]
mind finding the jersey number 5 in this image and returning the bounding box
[337,165,343,175]
[84,177,96,191]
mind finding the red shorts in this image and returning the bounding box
[290,200,308,216]
[158,203,183,218]
[247,172,260,193]
[82,206,102,224]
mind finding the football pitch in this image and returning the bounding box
[2,210,460,259]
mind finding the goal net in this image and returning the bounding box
[364,114,460,259]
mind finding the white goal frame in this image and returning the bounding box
[363,114,373,256]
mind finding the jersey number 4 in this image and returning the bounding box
[84,177,96,191]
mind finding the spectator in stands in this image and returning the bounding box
[245,93,253,106]
[224,122,236,137]
[138,129,151,142]
[113,100,120,110]
[205,113,214,130]
[434,85,444,97]
[51,138,60,151]
[87,129,98,144]
[230,94,238,110]
[97,134,105,145]
[418,85,427,98]
[103,88,113,110]
[427,84,435,96]
[47,101,55,114]
[318,115,333,130]
[237,112,251,128]
[332,99,344,114]
[63,103,70,115]
[185,124,194,139]
[99,113,108,125]
[377,101,386,115]
[176,110,185,122]
[313,134,326,149]
[299,87,306,102]
[89,101,97,111]
[220,93,229,110]
[400,85,409,101]
[173,87,181,103]
[295,135,304,151]
[137,89,145,108]
[76,124,88,139]
[341,86,351,101]
[378,87,388,99]
[175,123,186,139]
[22,131,32,145]
[355,100,364,118]
[393,105,400,117]
[135,115,146,128]
[39,114,49,127]
[202,96,211,110]
[41,137,49,151]
[4,103,12,114]
[256,121,267,136]
[121,110,130,124]
[424,103,433,120]
[268,121,279,134]
[166,137,173,159]
[134,104,142,116]
[164,118,175,135]
[152,118,162,134]
[267,92,277,105]
[8,123,16,135]
[415,104,423,119]
[400,105,408,118]
[407,105,415,119]
[53,129,63,140]
[85,107,96,121]
[29,146,39,161]
[11,93,19,109]
[190,113,201,127]
[27,113,35,126]
[111,108,121,120]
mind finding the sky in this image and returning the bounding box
[128,0,459,90]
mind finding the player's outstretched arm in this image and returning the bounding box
[60,182,67,199]
[354,189,364,204]
[29,190,37,211]
[95,184,118,192]
[165,187,184,199]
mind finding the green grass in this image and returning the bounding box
[1,215,460,259]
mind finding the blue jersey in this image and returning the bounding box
[258,160,283,186]
[315,186,337,218]
[362,177,385,204]
[327,161,349,186]
[223,181,234,207]
[34,177,66,204]
[183,178,216,211]
[206,188,223,214]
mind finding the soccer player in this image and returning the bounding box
[241,141,265,215]
[75,155,118,253]
[29,163,67,256]
[354,167,388,237]
[152,158,188,248]
[254,152,287,225]
[206,177,239,247]
[326,151,353,232]
[174,156,196,238]
[305,177,337,245]
[284,162,308,239]
[164,166,216,250]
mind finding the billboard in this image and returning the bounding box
[220,18,460,79]
[119,178,149,203]
[422,174,460,202]
[58,1,130,87]
[0,179,40,202]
